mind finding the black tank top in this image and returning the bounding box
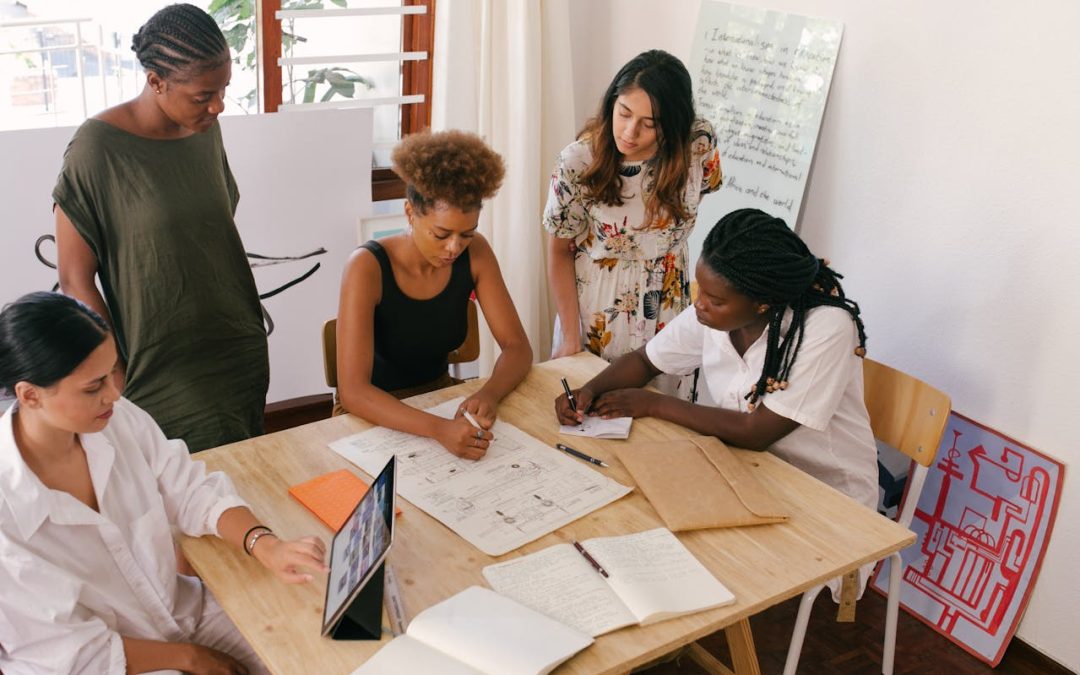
[362,240,475,392]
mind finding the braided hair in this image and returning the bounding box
[701,209,867,410]
[132,4,228,80]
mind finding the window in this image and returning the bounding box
[253,0,435,200]
[0,0,433,197]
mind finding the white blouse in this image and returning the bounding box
[645,305,879,511]
[0,397,247,674]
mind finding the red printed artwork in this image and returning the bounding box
[871,412,1064,666]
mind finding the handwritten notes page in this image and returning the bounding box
[688,1,843,259]
[483,528,735,637]
[352,586,592,675]
[328,398,632,556]
[559,415,632,440]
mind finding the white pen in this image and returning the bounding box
[384,564,407,636]
[462,409,482,429]
[462,409,493,440]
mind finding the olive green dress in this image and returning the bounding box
[53,119,269,452]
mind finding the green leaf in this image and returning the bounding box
[330,0,348,6]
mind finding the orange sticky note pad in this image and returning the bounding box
[288,469,401,531]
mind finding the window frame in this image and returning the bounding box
[256,0,435,201]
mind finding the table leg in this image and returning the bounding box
[725,619,762,675]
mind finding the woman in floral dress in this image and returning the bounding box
[545,49,722,395]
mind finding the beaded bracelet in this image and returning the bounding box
[243,525,272,556]
[246,529,276,557]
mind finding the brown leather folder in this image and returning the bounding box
[613,435,789,531]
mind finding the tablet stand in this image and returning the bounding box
[329,563,385,640]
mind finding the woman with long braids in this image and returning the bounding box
[544,50,722,396]
[555,208,878,514]
[53,4,268,453]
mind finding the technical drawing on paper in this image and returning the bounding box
[328,398,632,556]
[871,412,1062,665]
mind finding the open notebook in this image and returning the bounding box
[483,528,734,637]
[558,415,632,439]
[352,586,592,675]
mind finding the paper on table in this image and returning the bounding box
[353,586,592,675]
[482,544,638,636]
[484,528,735,635]
[559,415,632,439]
[588,528,734,625]
[328,398,632,556]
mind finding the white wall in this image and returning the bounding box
[0,108,372,406]
[568,0,1080,669]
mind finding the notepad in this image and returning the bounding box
[483,528,735,637]
[351,586,592,675]
[558,415,632,439]
[289,469,399,531]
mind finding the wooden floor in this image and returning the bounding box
[646,589,1073,675]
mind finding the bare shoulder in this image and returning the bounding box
[467,232,499,271]
[342,247,385,308]
[344,244,382,281]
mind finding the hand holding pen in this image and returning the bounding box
[438,408,493,461]
[555,379,595,426]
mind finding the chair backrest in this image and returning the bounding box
[321,300,480,388]
[322,318,339,388]
[447,300,481,364]
[862,358,951,468]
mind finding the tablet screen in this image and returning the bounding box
[321,456,396,634]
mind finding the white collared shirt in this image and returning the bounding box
[0,397,247,674]
[646,305,879,511]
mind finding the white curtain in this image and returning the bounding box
[432,0,576,373]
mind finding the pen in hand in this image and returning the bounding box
[555,443,609,468]
[560,377,578,413]
[462,409,493,441]
[572,540,609,578]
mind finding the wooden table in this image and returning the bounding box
[181,353,915,674]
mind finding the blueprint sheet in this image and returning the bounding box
[328,398,632,556]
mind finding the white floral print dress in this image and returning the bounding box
[543,118,722,395]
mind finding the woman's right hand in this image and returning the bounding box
[550,320,583,359]
[185,644,249,675]
[436,416,492,460]
[550,339,583,359]
[555,386,595,426]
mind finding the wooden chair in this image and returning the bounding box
[783,358,951,675]
[322,299,480,389]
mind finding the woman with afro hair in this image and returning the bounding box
[336,130,532,460]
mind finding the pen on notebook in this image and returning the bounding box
[560,377,578,412]
[555,442,609,468]
[572,540,609,578]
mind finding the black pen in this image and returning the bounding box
[560,377,578,412]
[572,540,609,578]
[555,443,609,468]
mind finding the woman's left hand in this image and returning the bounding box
[252,535,328,584]
[590,389,660,419]
[458,392,498,429]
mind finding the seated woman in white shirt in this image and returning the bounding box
[0,292,327,674]
[555,208,878,513]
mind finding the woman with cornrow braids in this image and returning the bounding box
[53,4,269,453]
[556,208,878,515]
